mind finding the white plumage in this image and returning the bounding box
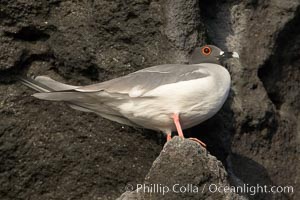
[19,45,238,145]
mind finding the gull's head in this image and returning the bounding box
[189,45,239,65]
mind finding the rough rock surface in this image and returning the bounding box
[0,0,299,200]
[117,137,246,200]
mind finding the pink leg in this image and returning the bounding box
[166,131,171,141]
[172,113,184,138]
[172,113,207,148]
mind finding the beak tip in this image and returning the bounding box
[232,52,239,58]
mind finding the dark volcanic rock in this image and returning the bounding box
[198,1,300,199]
[117,137,245,200]
[0,0,299,200]
[1,1,170,199]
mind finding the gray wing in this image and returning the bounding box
[75,64,210,97]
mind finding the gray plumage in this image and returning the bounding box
[19,45,239,134]
[75,64,210,96]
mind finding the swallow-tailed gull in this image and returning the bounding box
[19,45,239,147]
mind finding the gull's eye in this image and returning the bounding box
[201,46,211,56]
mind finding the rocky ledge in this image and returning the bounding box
[118,137,246,200]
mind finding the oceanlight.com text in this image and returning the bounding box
[124,183,294,196]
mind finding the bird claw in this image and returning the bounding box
[188,137,207,148]
[165,135,206,149]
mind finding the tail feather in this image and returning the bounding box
[19,76,97,113]
[32,91,88,101]
[18,76,78,92]
[18,75,138,126]
[34,76,78,91]
[18,76,53,92]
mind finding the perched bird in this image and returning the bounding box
[19,45,239,147]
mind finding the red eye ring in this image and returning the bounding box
[201,46,211,56]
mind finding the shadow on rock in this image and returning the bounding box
[227,154,281,200]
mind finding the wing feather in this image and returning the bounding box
[75,64,210,97]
